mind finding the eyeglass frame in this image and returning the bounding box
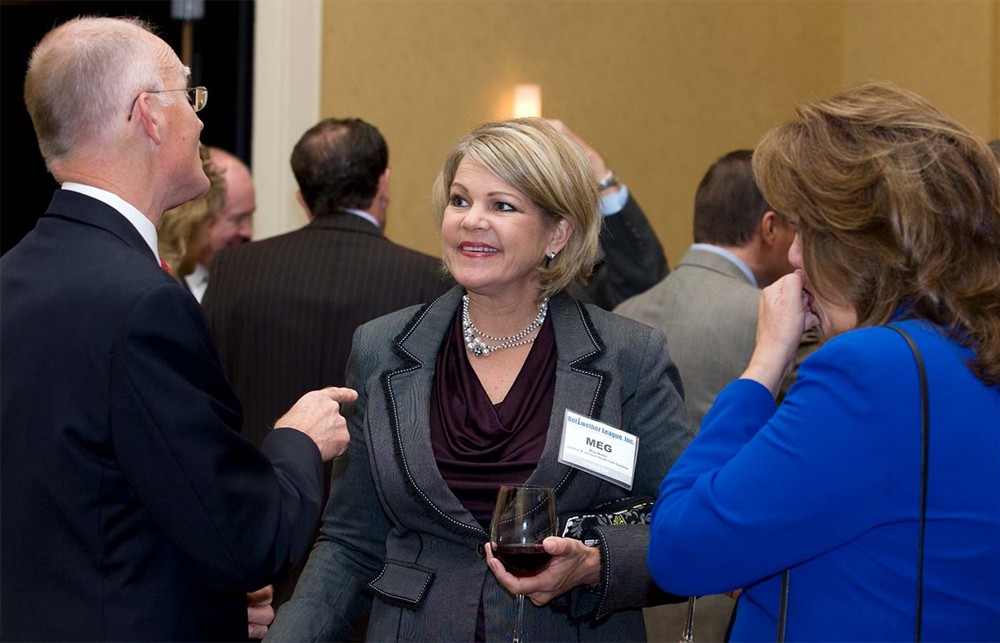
[127,86,207,121]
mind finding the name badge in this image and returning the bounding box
[557,409,638,490]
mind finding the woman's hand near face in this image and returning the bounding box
[742,270,820,396]
[485,536,601,606]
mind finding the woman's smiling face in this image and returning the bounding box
[441,158,569,301]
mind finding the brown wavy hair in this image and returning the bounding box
[753,82,1000,386]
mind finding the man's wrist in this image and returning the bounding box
[596,170,619,192]
[599,183,629,216]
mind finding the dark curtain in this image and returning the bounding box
[0,0,255,255]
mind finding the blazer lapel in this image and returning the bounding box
[527,293,608,499]
[380,289,610,534]
[383,288,484,535]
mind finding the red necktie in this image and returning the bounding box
[160,259,173,276]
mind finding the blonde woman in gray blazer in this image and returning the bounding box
[267,119,693,642]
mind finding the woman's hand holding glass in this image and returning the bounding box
[486,535,601,606]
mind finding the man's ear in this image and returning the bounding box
[759,210,781,246]
[135,93,163,145]
[375,167,391,206]
[295,190,315,221]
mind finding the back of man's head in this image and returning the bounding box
[693,150,771,247]
[290,118,388,216]
[24,16,169,172]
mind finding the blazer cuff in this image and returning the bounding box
[573,523,685,621]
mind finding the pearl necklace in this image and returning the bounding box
[462,295,549,357]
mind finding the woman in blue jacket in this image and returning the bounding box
[648,82,1000,641]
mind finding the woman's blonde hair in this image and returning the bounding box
[753,81,1000,386]
[431,118,601,300]
[158,146,226,277]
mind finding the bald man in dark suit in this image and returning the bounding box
[0,17,352,642]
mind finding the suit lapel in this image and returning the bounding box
[528,294,607,498]
[381,290,610,534]
[383,288,483,535]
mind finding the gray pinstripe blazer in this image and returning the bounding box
[267,287,694,642]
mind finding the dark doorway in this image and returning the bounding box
[0,0,254,255]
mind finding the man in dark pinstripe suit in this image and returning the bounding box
[204,118,451,449]
[203,117,452,610]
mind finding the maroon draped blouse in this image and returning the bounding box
[429,304,557,527]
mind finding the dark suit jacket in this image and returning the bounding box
[203,212,452,448]
[0,190,325,642]
[574,194,669,310]
[267,288,694,642]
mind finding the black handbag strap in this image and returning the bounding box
[776,569,789,643]
[886,324,929,642]
[776,325,929,642]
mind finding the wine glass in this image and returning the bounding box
[490,484,557,643]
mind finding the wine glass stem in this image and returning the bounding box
[680,596,696,642]
[512,592,525,643]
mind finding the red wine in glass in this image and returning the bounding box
[492,543,552,576]
[490,485,557,643]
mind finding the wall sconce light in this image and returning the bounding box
[513,84,542,118]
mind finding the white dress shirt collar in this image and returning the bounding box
[343,208,381,229]
[184,263,209,303]
[61,182,160,261]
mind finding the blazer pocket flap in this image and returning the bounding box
[368,560,435,608]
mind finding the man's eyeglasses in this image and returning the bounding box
[127,86,208,121]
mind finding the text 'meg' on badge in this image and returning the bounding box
[557,409,638,490]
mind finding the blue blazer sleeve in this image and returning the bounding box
[648,329,923,595]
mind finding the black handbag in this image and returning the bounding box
[559,496,655,547]
[776,325,929,642]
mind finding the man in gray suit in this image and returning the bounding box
[615,149,806,641]
[616,149,800,429]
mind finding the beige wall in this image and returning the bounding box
[317,0,999,265]
[841,0,998,138]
